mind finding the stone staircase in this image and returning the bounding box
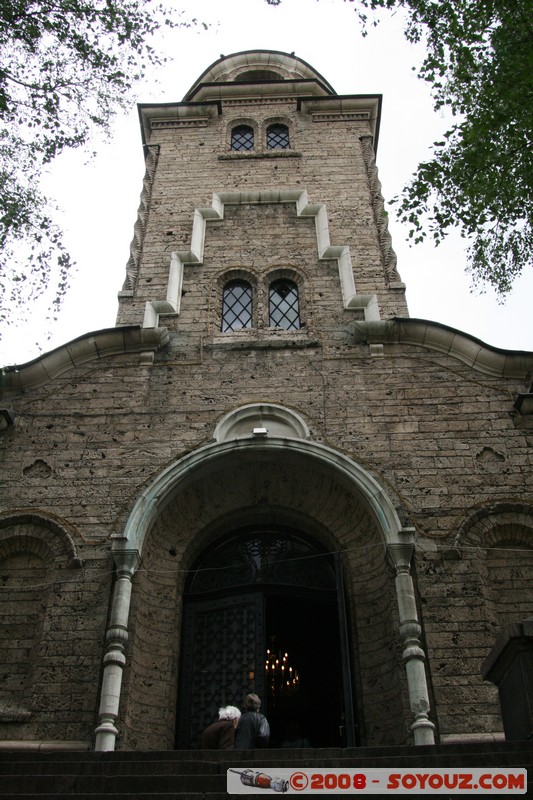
[0,741,531,799]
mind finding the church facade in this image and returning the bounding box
[1,50,533,754]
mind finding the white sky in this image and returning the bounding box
[2,0,532,365]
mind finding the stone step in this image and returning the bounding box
[0,795,523,800]
[0,743,531,800]
[0,773,226,793]
[0,750,531,778]
[2,740,532,763]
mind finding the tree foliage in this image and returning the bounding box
[269,0,533,295]
[0,0,197,343]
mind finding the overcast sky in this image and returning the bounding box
[2,0,532,366]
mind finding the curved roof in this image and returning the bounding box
[184,49,336,101]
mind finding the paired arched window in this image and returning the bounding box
[230,124,254,151]
[230,123,290,152]
[267,123,290,150]
[221,280,253,332]
[221,278,300,332]
[269,279,300,329]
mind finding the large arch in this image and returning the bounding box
[114,437,405,556]
[95,434,435,751]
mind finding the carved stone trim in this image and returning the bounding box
[218,151,301,160]
[151,119,209,129]
[223,97,298,107]
[122,144,159,293]
[360,135,402,286]
[311,112,370,122]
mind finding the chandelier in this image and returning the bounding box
[265,645,300,698]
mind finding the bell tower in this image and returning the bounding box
[115,49,408,345]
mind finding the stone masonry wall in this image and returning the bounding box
[1,334,532,744]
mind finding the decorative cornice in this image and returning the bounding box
[1,326,169,391]
[298,96,381,146]
[354,318,533,378]
[151,118,209,129]
[223,97,298,107]
[360,135,402,286]
[122,145,159,293]
[311,112,370,123]
[137,102,221,146]
[186,80,329,104]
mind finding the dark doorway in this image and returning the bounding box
[175,527,353,749]
[265,593,343,748]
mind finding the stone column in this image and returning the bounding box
[388,531,435,745]
[94,549,141,752]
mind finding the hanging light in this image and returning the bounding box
[265,645,300,698]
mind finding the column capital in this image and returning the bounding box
[112,546,141,578]
[387,529,416,572]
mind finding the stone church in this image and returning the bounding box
[1,49,533,759]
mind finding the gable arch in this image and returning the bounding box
[184,50,336,100]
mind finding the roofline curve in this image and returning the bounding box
[354,318,533,378]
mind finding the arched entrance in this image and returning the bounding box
[176,526,353,749]
[95,435,435,751]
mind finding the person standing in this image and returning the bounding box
[201,705,241,749]
[234,693,270,749]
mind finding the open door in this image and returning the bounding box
[176,527,356,748]
[265,592,346,747]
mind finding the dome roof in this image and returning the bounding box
[184,49,336,101]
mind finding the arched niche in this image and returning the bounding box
[213,403,310,442]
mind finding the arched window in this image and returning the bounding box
[236,70,283,82]
[222,280,253,332]
[267,123,290,150]
[230,124,254,151]
[269,279,300,329]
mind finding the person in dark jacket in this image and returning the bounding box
[201,705,241,749]
[234,693,270,749]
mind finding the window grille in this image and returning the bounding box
[222,280,253,332]
[267,123,290,150]
[269,279,300,330]
[231,124,254,151]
